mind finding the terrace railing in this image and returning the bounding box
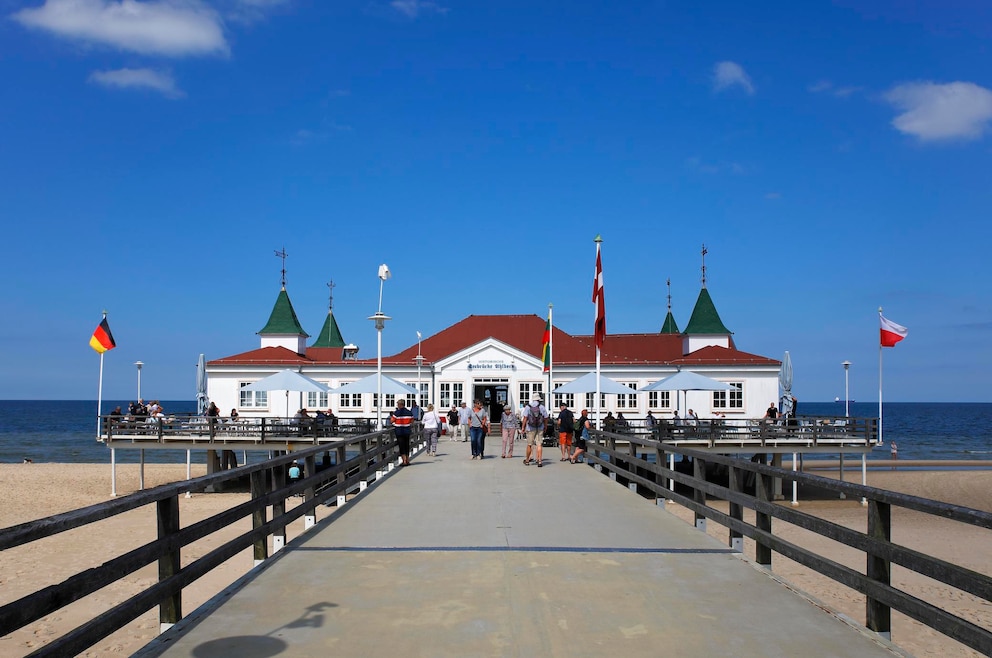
[584,429,992,655]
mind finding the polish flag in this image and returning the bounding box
[592,242,605,350]
[880,314,908,348]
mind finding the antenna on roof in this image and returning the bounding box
[700,244,708,288]
[326,280,335,312]
[274,248,288,289]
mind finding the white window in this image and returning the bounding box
[617,383,638,409]
[585,392,606,410]
[519,383,544,403]
[440,383,463,409]
[553,389,575,409]
[713,382,743,410]
[648,391,671,409]
[339,390,362,408]
[374,393,396,409]
[307,390,329,409]
[239,383,267,409]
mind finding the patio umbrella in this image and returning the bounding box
[642,370,734,413]
[552,372,638,395]
[332,373,417,396]
[779,351,794,417]
[195,353,208,415]
[241,369,332,418]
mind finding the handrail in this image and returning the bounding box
[0,427,409,657]
[583,430,992,655]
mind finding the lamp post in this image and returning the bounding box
[369,264,391,428]
[842,360,851,418]
[415,331,423,410]
[134,361,143,400]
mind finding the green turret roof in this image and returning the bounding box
[660,311,680,334]
[311,312,345,348]
[683,288,731,335]
[258,288,309,337]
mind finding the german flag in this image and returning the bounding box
[89,317,116,354]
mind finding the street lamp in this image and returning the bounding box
[842,360,851,418]
[134,361,143,400]
[415,331,423,411]
[368,264,391,428]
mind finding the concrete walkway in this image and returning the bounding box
[138,438,903,657]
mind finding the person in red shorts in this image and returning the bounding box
[557,403,575,461]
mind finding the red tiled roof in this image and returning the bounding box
[209,315,778,367]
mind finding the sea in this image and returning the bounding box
[1,400,990,465]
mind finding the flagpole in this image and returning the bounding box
[547,303,553,404]
[878,307,884,447]
[97,351,105,437]
[594,236,603,428]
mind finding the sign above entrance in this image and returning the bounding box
[467,359,516,371]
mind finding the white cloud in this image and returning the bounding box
[12,0,228,57]
[88,67,184,97]
[712,61,754,95]
[225,0,290,25]
[391,0,448,18]
[885,81,992,142]
[808,79,862,98]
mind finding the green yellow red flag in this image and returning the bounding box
[541,312,551,373]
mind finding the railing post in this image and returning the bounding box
[304,454,317,529]
[755,468,773,568]
[728,464,743,552]
[655,444,666,505]
[251,470,268,566]
[867,499,892,639]
[693,456,706,531]
[156,495,181,633]
[272,463,287,552]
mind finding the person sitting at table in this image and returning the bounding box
[764,403,778,422]
[230,408,239,420]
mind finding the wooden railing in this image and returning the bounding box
[98,414,377,444]
[0,428,405,657]
[584,430,992,655]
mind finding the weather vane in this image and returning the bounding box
[327,280,335,312]
[274,248,288,289]
[666,277,672,313]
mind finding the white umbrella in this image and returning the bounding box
[642,370,733,413]
[195,353,208,415]
[779,351,794,417]
[552,372,638,395]
[241,369,331,418]
[333,373,417,396]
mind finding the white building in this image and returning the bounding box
[206,282,781,425]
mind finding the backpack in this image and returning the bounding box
[527,404,544,429]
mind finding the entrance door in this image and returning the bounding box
[473,383,508,422]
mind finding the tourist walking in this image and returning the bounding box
[468,400,489,459]
[390,399,414,466]
[447,405,459,441]
[422,403,442,456]
[557,403,575,461]
[500,405,519,458]
[456,402,471,442]
[522,395,548,467]
[570,410,591,463]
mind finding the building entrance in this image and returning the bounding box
[473,382,509,422]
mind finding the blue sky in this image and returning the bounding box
[1,0,990,403]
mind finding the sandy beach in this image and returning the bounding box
[2,463,990,657]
